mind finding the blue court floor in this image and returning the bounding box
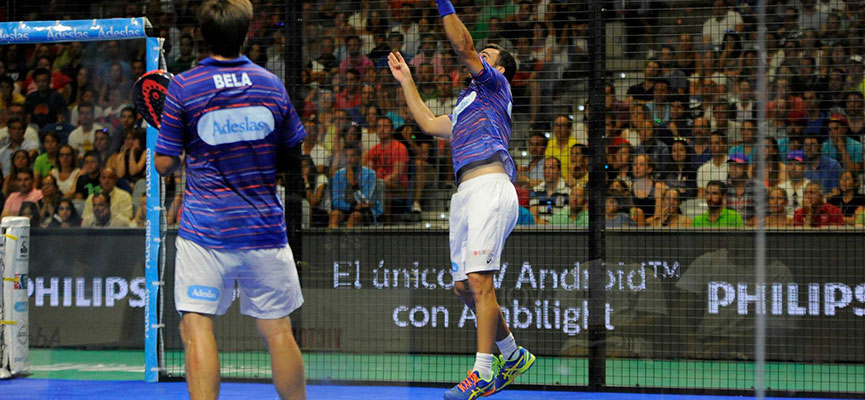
[0,379,853,400]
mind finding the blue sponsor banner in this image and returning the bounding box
[144,36,161,384]
[0,18,147,44]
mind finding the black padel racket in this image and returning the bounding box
[133,69,173,129]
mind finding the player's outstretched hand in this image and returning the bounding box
[388,51,413,85]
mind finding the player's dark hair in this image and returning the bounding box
[198,0,253,58]
[483,44,516,84]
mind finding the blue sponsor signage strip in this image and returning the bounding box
[0,18,146,44]
[144,36,161,384]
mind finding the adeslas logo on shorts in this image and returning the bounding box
[197,106,274,146]
[188,285,220,302]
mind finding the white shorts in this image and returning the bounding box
[449,173,519,281]
[174,237,304,319]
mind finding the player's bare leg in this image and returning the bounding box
[467,272,502,354]
[257,317,306,400]
[453,280,510,341]
[180,312,220,400]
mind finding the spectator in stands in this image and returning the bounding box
[73,151,101,200]
[649,188,692,228]
[46,198,81,228]
[779,150,811,217]
[845,92,865,138]
[605,193,639,228]
[629,153,662,224]
[663,138,698,199]
[608,141,634,188]
[827,170,865,225]
[0,115,39,176]
[0,76,24,116]
[646,78,671,128]
[330,144,380,228]
[95,41,131,82]
[395,120,433,214]
[728,119,758,163]
[38,174,61,227]
[546,114,578,181]
[81,192,131,228]
[634,120,670,170]
[692,180,744,228]
[567,144,588,189]
[107,129,146,186]
[24,68,67,129]
[168,34,196,74]
[301,155,330,227]
[517,131,547,190]
[18,201,40,228]
[32,130,60,189]
[92,128,113,168]
[20,56,71,96]
[340,35,374,76]
[692,116,713,165]
[2,149,30,197]
[2,169,42,218]
[335,70,362,110]
[725,153,764,227]
[763,137,788,189]
[659,46,688,95]
[766,187,793,228]
[549,184,587,227]
[111,106,139,154]
[530,158,571,225]
[697,131,729,198]
[627,59,660,104]
[363,116,408,221]
[67,102,104,155]
[702,0,744,48]
[82,167,132,223]
[823,115,863,174]
[803,134,842,196]
[51,145,80,199]
[794,181,844,227]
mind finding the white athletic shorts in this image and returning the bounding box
[174,237,304,319]
[449,173,519,281]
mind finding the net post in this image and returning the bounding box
[144,34,163,384]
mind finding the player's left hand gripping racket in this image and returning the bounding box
[133,70,173,129]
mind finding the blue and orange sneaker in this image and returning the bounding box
[492,346,536,393]
[443,369,496,400]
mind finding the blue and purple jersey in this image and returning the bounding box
[155,56,305,250]
[449,57,515,182]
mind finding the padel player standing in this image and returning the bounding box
[388,1,535,398]
[153,0,306,399]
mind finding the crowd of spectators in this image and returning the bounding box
[2,0,865,229]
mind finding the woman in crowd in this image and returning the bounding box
[766,187,793,228]
[51,145,80,199]
[3,149,31,196]
[827,171,865,225]
[630,153,662,225]
[108,129,146,186]
[302,155,330,227]
[46,198,82,228]
[648,188,692,228]
[18,201,40,228]
[662,138,697,200]
[762,137,787,189]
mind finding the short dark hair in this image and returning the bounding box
[6,116,24,129]
[198,0,253,58]
[32,68,50,80]
[92,192,111,205]
[16,168,33,179]
[79,102,95,113]
[707,180,726,193]
[483,44,516,83]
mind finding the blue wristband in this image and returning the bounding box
[437,0,456,18]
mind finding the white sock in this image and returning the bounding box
[473,352,495,380]
[496,333,519,361]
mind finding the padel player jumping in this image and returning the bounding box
[153,0,306,398]
[388,1,535,398]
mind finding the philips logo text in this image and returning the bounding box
[188,286,220,302]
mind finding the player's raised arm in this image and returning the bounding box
[436,0,484,77]
[388,51,452,138]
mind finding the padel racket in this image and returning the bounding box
[133,69,173,129]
